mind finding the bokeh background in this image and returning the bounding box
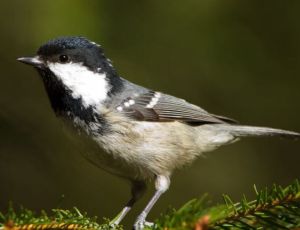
[0,0,299,228]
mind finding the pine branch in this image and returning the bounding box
[154,179,300,230]
[0,206,120,230]
[1,180,300,230]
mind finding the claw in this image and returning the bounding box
[109,223,119,229]
[133,220,154,230]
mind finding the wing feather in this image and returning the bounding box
[116,91,237,125]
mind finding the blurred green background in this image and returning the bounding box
[0,0,299,228]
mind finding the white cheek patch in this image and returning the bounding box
[48,62,110,107]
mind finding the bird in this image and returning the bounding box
[17,36,299,229]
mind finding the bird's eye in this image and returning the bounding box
[59,55,69,63]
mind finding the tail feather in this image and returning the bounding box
[214,125,300,139]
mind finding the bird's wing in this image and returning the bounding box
[115,91,237,125]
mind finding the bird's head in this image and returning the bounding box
[18,36,123,108]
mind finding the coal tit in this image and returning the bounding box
[18,36,299,229]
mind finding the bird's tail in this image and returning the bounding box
[214,124,300,139]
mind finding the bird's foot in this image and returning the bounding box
[133,212,154,229]
[109,206,131,228]
[109,217,121,228]
[109,223,119,229]
[133,220,154,230]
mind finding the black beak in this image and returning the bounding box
[17,56,45,68]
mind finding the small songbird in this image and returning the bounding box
[18,36,299,229]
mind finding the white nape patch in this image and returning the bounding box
[48,62,110,107]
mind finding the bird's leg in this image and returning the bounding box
[111,181,146,226]
[134,175,170,230]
